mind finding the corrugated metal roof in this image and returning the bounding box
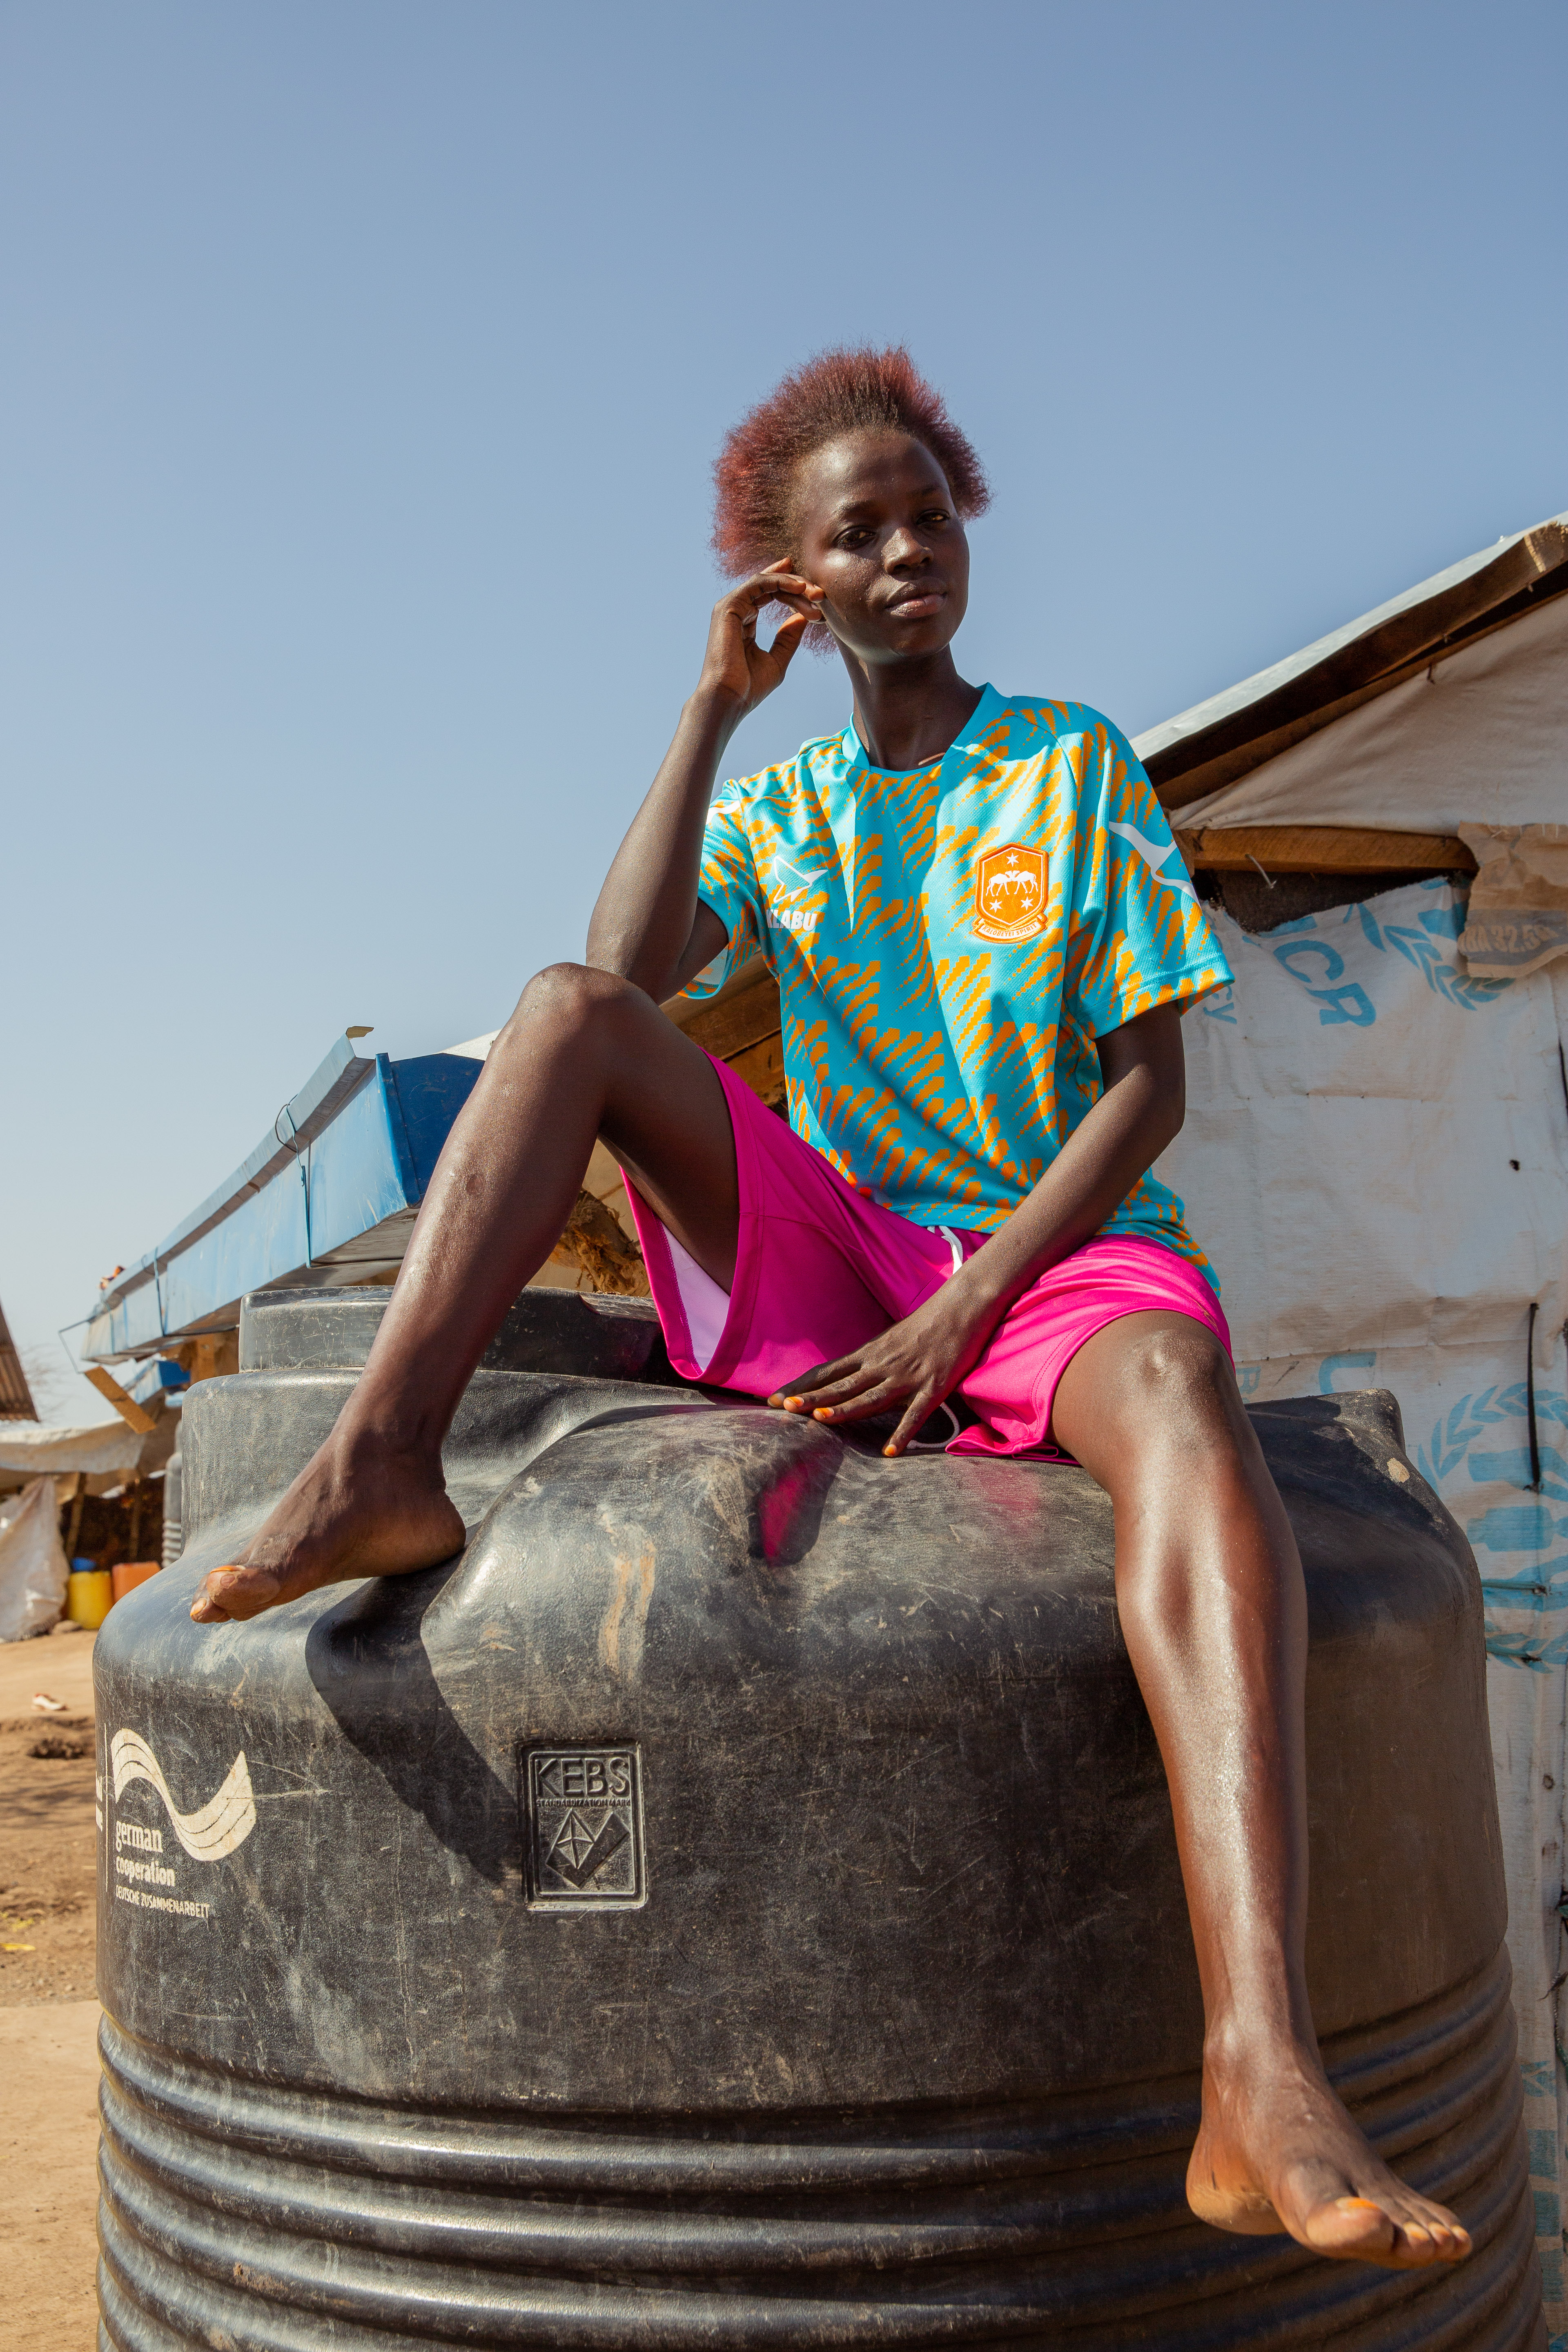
[0,1297,38,1420]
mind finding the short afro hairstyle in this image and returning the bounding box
[712,346,989,646]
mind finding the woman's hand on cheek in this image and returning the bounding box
[766,1287,1001,1458]
[698,560,826,718]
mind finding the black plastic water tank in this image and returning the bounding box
[94,1286,1544,2349]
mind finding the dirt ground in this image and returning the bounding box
[0,1625,102,2351]
[0,1998,102,2350]
[0,1625,99,2005]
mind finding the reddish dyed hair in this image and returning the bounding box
[712,347,989,646]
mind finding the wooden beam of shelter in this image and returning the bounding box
[662,956,783,1060]
[1174,826,1476,875]
[82,1365,157,1434]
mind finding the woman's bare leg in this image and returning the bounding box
[1049,1310,1471,2271]
[191,964,738,1624]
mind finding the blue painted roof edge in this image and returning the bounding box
[91,1035,382,1326]
[83,1040,487,1358]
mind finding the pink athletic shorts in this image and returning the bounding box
[625,1054,1231,1459]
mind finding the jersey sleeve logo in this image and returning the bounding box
[973,843,1047,942]
[1105,819,1197,901]
[766,855,827,936]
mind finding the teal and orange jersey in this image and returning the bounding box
[689,685,1233,1286]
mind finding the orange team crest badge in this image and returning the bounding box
[973,843,1048,942]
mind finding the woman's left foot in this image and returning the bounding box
[1187,2040,1472,2268]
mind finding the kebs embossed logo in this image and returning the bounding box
[523,1747,646,1909]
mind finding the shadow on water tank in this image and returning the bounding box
[92,1285,1545,2348]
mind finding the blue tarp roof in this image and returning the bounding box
[85,1035,483,1362]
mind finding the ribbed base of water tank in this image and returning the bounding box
[95,1952,1543,2350]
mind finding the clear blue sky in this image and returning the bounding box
[4,0,1563,1421]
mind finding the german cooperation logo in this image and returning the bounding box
[100,1730,257,1923]
[523,1747,646,1909]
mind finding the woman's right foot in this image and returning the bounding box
[190,1440,465,1623]
[1187,2033,1472,2270]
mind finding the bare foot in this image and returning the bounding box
[190,1439,465,1624]
[1187,2038,1472,2269]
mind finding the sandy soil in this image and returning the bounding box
[0,1624,97,1724]
[0,1628,102,2350]
[0,1626,98,2006]
[0,1999,103,2351]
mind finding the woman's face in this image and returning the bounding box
[790,429,970,666]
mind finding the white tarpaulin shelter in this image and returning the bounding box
[1139,513,1568,2331]
[0,1415,162,1498]
[0,1477,71,1641]
[1172,582,1568,835]
[0,1420,142,1477]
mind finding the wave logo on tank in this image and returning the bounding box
[110,1730,257,1861]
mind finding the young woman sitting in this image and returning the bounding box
[192,346,1471,2275]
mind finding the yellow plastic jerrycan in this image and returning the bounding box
[66,1568,114,1628]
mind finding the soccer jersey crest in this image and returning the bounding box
[973,842,1047,941]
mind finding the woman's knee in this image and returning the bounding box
[1116,1321,1239,1437]
[500,962,642,1050]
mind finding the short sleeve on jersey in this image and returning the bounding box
[684,783,767,999]
[1066,720,1232,1039]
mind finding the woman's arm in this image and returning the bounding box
[773,1001,1187,1452]
[586,562,824,1000]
